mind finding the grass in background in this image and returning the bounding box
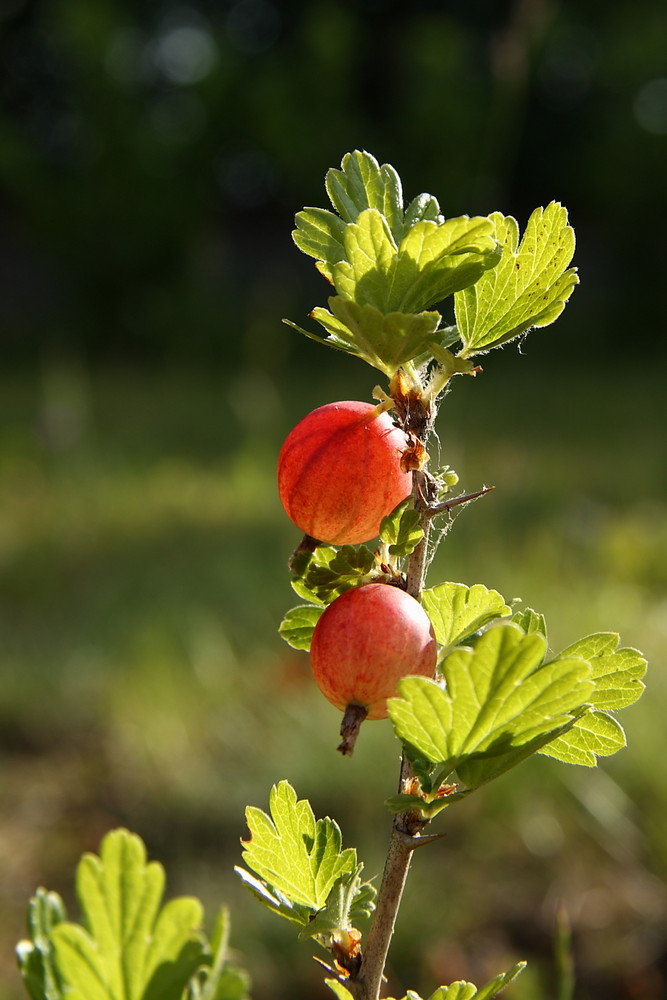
[0,358,665,1000]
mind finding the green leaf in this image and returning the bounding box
[292,208,347,283]
[555,633,647,711]
[233,868,313,929]
[421,583,511,653]
[511,606,547,639]
[17,888,67,1000]
[279,604,324,651]
[538,633,646,764]
[426,961,526,1000]
[379,499,424,557]
[455,203,578,356]
[333,209,399,310]
[403,192,443,232]
[540,711,626,766]
[391,216,502,314]
[190,906,251,1000]
[290,544,376,605]
[325,149,404,239]
[325,981,354,1000]
[49,829,205,1000]
[236,781,359,926]
[299,865,375,941]
[331,211,500,315]
[388,623,594,788]
[309,298,442,375]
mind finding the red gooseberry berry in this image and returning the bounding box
[277,401,412,545]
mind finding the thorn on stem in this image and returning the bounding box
[425,485,495,518]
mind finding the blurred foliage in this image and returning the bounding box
[0,0,666,364]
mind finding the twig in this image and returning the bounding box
[348,470,436,1000]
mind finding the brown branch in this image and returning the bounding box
[347,468,436,1000]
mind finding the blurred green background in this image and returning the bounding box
[1,1,666,998]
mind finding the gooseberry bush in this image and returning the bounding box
[17,151,647,1000]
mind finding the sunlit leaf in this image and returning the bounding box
[309,299,441,375]
[292,207,347,283]
[392,216,501,314]
[48,829,205,1000]
[539,633,646,764]
[236,782,358,923]
[332,211,500,315]
[279,605,324,651]
[290,544,376,605]
[325,149,404,238]
[17,889,67,1000]
[379,499,423,557]
[333,209,399,310]
[540,711,626,766]
[325,980,355,1000]
[388,623,594,787]
[426,961,526,1000]
[421,583,511,653]
[455,203,578,355]
[187,907,250,1000]
[556,633,646,711]
[511,606,547,639]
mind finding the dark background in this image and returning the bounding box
[1,2,666,1000]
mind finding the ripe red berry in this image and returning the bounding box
[310,583,437,752]
[277,401,411,545]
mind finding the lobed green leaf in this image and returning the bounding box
[379,499,424,557]
[278,604,324,651]
[46,829,206,1000]
[392,216,502,314]
[331,211,500,316]
[310,298,442,375]
[325,150,405,238]
[290,544,376,605]
[237,782,358,922]
[511,606,547,639]
[538,633,646,763]
[556,633,647,711]
[421,583,511,653]
[539,711,626,766]
[455,203,578,356]
[292,207,347,283]
[388,623,594,788]
[426,961,526,1000]
[16,888,67,1000]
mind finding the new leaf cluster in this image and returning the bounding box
[287,150,578,375]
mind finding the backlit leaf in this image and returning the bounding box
[290,544,376,605]
[540,711,626,766]
[309,299,441,375]
[236,781,358,924]
[16,889,67,1000]
[279,605,324,651]
[511,607,547,639]
[555,633,646,711]
[455,203,578,355]
[325,150,404,238]
[292,208,347,283]
[48,829,205,1000]
[426,961,526,1000]
[379,499,423,557]
[391,216,501,314]
[539,633,646,763]
[388,623,594,788]
[421,583,511,653]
